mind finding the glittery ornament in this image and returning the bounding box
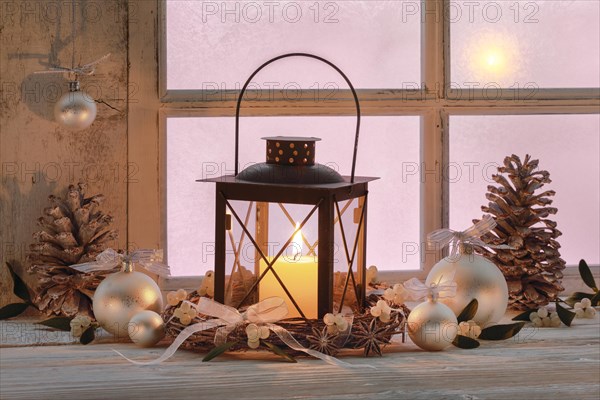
[54,81,97,131]
[128,310,165,347]
[93,261,163,338]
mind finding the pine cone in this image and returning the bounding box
[27,183,119,317]
[475,155,566,310]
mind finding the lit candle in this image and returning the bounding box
[259,223,318,319]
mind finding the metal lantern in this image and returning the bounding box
[200,53,378,319]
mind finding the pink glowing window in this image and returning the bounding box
[449,114,600,266]
[451,0,600,88]
[166,1,421,89]
[166,116,420,276]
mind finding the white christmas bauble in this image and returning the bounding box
[93,270,163,338]
[426,252,508,325]
[54,89,97,130]
[128,310,165,347]
[407,299,458,351]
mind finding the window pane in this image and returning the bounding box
[449,114,600,266]
[451,0,600,88]
[166,0,420,89]
[167,116,420,275]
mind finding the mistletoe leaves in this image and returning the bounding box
[39,317,73,331]
[0,303,30,320]
[0,262,34,320]
[79,326,96,345]
[456,299,478,323]
[452,299,524,349]
[478,322,525,340]
[202,341,238,362]
[6,262,31,303]
[565,260,599,307]
[452,334,480,349]
[578,260,597,292]
[264,342,297,363]
[512,309,538,322]
[201,341,297,363]
[555,301,576,327]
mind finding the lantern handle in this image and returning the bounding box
[235,53,361,183]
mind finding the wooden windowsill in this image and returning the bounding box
[1,315,599,399]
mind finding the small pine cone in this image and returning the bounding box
[27,183,119,317]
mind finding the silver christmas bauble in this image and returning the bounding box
[54,87,97,130]
[407,299,458,351]
[128,310,165,347]
[93,270,163,338]
[426,252,508,325]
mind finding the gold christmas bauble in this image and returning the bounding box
[426,252,508,325]
[93,270,163,338]
[128,310,165,347]
[407,299,458,351]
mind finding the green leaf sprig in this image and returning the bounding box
[453,299,525,349]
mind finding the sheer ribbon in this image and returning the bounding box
[427,215,511,257]
[70,248,170,277]
[403,274,457,302]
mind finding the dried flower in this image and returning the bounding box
[574,298,597,319]
[366,265,378,285]
[370,299,392,323]
[70,315,92,337]
[353,318,394,356]
[246,323,269,349]
[167,289,188,306]
[173,301,197,325]
[529,306,560,327]
[383,283,408,305]
[199,270,215,297]
[323,313,349,334]
[306,326,340,356]
[458,320,481,339]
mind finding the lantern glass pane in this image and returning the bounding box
[261,203,320,319]
[166,116,420,276]
[449,114,600,266]
[223,200,259,309]
[332,197,363,313]
[451,0,600,88]
[166,0,421,89]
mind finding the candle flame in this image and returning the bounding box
[292,222,303,260]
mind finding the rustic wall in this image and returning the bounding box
[0,0,129,308]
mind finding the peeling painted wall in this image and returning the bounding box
[0,0,129,308]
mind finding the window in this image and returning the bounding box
[128,0,599,282]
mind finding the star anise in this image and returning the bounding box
[353,318,395,356]
[306,326,340,356]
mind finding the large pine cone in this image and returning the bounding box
[475,155,566,310]
[27,183,118,317]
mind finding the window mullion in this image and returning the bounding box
[419,0,449,272]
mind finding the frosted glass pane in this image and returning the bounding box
[449,115,600,266]
[451,0,600,88]
[167,116,420,275]
[166,1,420,89]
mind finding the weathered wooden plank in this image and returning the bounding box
[0,1,129,308]
[0,319,598,399]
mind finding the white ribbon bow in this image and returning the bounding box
[115,297,367,368]
[403,275,457,302]
[427,215,511,257]
[70,248,170,277]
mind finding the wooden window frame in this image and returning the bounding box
[128,0,600,289]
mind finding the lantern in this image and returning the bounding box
[200,53,378,319]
